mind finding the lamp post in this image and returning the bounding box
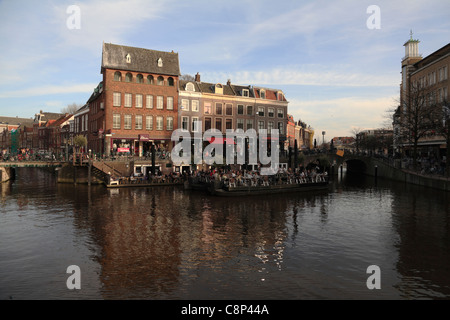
[322,131,326,147]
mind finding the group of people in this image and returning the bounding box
[190,167,328,188]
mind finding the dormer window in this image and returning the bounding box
[126,54,131,63]
[242,89,249,97]
[186,82,195,92]
[158,58,163,67]
[214,84,223,94]
[259,89,266,99]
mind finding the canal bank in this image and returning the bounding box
[362,158,450,192]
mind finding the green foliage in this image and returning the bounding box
[73,135,87,148]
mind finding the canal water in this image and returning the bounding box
[0,168,449,300]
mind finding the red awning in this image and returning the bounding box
[207,137,236,144]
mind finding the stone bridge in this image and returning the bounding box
[301,153,387,176]
[0,161,64,183]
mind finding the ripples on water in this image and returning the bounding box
[0,168,449,300]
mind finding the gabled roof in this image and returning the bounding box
[102,43,180,76]
[197,82,236,96]
[231,84,255,98]
[0,116,34,127]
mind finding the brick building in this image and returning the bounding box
[87,43,180,157]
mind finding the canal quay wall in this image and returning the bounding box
[57,163,105,185]
[362,157,450,192]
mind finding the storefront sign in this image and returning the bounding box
[118,148,130,153]
[139,134,150,141]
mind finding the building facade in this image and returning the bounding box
[395,34,449,157]
[87,43,180,157]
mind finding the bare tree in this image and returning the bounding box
[397,82,442,169]
[61,103,82,114]
[180,74,195,81]
[432,98,450,176]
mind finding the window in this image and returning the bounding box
[226,119,233,130]
[157,76,164,85]
[181,99,189,111]
[268,121,274,132]
[113,92,121,107]
[204,102,212,115]
[216,118,222,131]
[205,117,212,131]
[147,75,154,84]
[167,97,174,110]
[278,92,284,101]
[135,115,142,130]
[247,106,253,116]
[216,103,223,115]
[257,107,264,117]
[158,58,163,67]
[237,119,244,130]
[268,108,274,117]
[146,116,153,130]
[125,73,132,82]
[157,96,164,109]
[124,93,132,108]
[192,100,199,112]
[167,117,174,130]
[126,54,131,63]
[136,74,144,84]
[226,104,233,116]
[260,90,266,99]
[156,116,164,130]
[146,95,153,109]
[135,94,143,108]
[124,115,132,129]
[113,114,121,129]
[168,77,174,86]
[192,117,200,132]
[186,83,195,92]
[242,89,249,97]
[114,71,122,81]
[182,116,189,131]
[277,109,284,118]
[278,122,284,134]
[237,105,244,115]
[246,119,253,130]
[258,120,265,130]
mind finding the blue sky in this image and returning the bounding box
[0,0,449,141]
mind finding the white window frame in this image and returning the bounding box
[124,115,132,130]
[192,100,199,112]
[166,117,174,130]
[113,92,121,107]
[135,94,143,108]
[135,115,142,130]
[146,95,153,109]
[156,116,164,131]
[113,114,121,129]
[182,116,189,131]
[181,99,189,111]
[157,96,164,110]
[124,93,132,108]
[167,96,174,110]
[146,115,153,130]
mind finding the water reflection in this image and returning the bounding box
[1,168,450,299]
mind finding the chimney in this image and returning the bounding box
[227,79,231,86]
[195,72,201,82]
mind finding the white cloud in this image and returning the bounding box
[0,83,98,98]
[202,64,398,87]
[287,96,397,140]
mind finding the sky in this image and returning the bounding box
[0,0,449,142]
